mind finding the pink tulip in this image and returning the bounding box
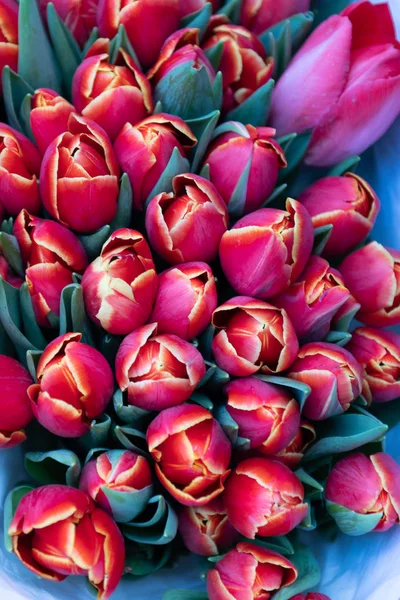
[219,199,313,299]
[115,322,206,411]
[0,0,18,95]
[270,1,400,166]
[150,262,217,341]
[240,0,311,34]
[145,173,228,265]
[274,420,316,468]
[30,88,76,156]
[147,404,231,506]
[212,296,298,376]
[298,173,380,258]
[288,342,363,421]
[224,457,308,537]
[339,242,400,327]
[82,228,158,335]
[0,355,33,448]
[207,542,298,600]
[39,0,98,46]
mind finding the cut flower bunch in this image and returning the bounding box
[0,0,400,598]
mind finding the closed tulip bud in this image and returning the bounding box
[274,256,352,343]
[114,114,197,211]
[73,44,153,141]
[224,457,308,537]
[28,333,114,437]
[150,262,217,341]
[9,485,125,599]
[82,229,158,335]
[212,296,298,376]
[340,242,400,327]
[39,0,98,46]
[0,355,33,448]
[220,199,313,299]
[298,173,380,258]
[346,327,400,404]
[290,594,331,600]
[30,88,76,156]
[178,498,238,556]
[288,342,363,421]
[270,2,400,166]
[0,0,18,94]
[224,378,301,455]
[240,0,311,34]
[146,173,228,265]
[274,420,316,468]
[208,542,298,600]
[79,450,153,523]
[326,452,400,534]
[40,114,120,233]
[203,123,286,217]
[116,322,206,411]
[179,0,220,17]
[147,404,231,506]
[0,124,41,216]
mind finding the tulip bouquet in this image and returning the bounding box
[0,0,399,598]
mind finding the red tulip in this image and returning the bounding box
[114,114,197,211]
[178,498,238,556]
[82,228,158,335]
[240,0,311,34]
[270,2,400,166]
[0,0,18,94]
[150,262,217,341]
[202,18,274,114]
[298,173,380,258]
[0,355,33,448]
[179,0,220,17]
[145,174,228,265]
[97,0,181,69]
[28,333,114,437]
[274,420,316,468]
[40,114,120,233]
[339,242,400,327]
[203,124,286,216]
[288,342,363,421]
[290,594,331,600]
[207,542,297,600]
[39,0,98,46]
[273,256,353,343]
[147,404,231,506]
[0,124,41,217]
[326,452,400,533]
[115,322,206,411]
[73,43,153,141]
[219,199,313,299]
[346,327,400,404]
[224,378,301,455]
[26,262,75,327]
[30,88,76,156]
[212,296,298,376]
[9,485,125,599]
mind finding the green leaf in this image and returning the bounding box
[26,349,42,381]
[328,156,360,177]
[324,330,352,347]
[273,544,321,600]
[212,121,249,139]
[241,535,295,556]
[18,0,62,92]
[326,500,382,536]
[187,109,220,173]
[180,2,212,39]
[163,592,207,600]
[82,27,99,56]
[298,501,317,531]
[79,225,110,261]
[226,154,252,218]
[312,224,333,256]
[196,324,214,361]
[0,232,24,277]
[295,468,324,493]
[0,320,14,356]
[199,361,230,389]
[122,495,178,545]
[109,173,133,231]
[4,485,34,552]
[278,130,313,183]
[145,146,190,208]
[217,0,241,22]
[204,41,224,72]
[125,541,173,577]
[2,67,33,133]
[77,414,112,452]
[19,93,35,142]
[215,404,250,451]
[113,424,150,457]
[47,3,81,98]
[255,374,311,412]
[59,284,95,346]
[113,389,151,425]
[262,183,288,207]
[25,450,81,487]
[189,392,214,411]
[19,284,48,350]
[312,0,353,27]
[260,12,314,55]
[0,277,36,362]
[1,217,14,235]
[102,484,153,523]
[226,79,275,127]
[109,25,141,68]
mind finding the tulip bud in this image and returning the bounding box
[288,342,363,421]
[207,542,298,600]
[274,256,353,343]
[346,327,400,405]
[340,242,400,327]
[146,173,228,265]
[224,457,308,537]
[212,296,298,376]
[219,199,313,299]
[147,404,231,506]
[30,88,76,155]
[0,355,33,448]
[178,498,238,556]
[79,450,153,523]
[73,46,153,141]
[28,332,114,437]
[240,0,311,34]
[150,262,217,341]
[114,114,197,211]
[275,420,316,468]
[116,322,206,411]
[203,123,286,216]
[223,378,301,455]
[326,452,400,534]
[0,0,18,94]
[290,594,331,600]
[39,0,98,46]
[82,228,158,335]
[0,124,41,217]
[40,114,120,233]
[9,485,125,599]
[298,173,380,258]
